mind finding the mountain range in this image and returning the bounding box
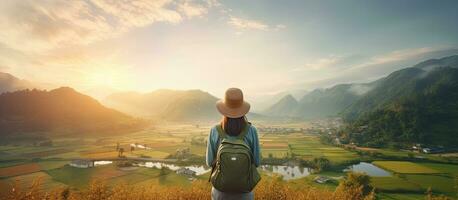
[264,55,458,119]
[263,83,374,119]
[0,87,145,136]
[1,55,457,147]
[104,89,221,122]
[263,55,458,147]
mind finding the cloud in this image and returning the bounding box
[0,0,214,53]
[228,16,269,31]
[177,0,211,18]
[228,16,285,32]
[291,47,458,90]
[301,55,343,70]
[349,47,440,70]
[348,84,373,96]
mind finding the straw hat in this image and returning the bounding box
[216,88,250,118]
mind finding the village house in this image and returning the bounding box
[314,176,331,184]
[176,167,196,176]
[69,159,94,168]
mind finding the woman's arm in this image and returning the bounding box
[205,127,217,167]
[251,126,261,167]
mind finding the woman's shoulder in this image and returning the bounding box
[247,124,258,134]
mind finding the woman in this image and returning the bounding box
[206,88,261,200]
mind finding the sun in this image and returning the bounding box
[85,65,128,89]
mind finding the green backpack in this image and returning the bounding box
[209,123,261,193]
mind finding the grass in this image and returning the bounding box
[372,161,440,174]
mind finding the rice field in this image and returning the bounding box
[260,132,358,163]
[371,176,423,193]
[372,161,440,174]
[0,163,42,178]
[3,172,66,191]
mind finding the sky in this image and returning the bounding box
[0,0,458,102]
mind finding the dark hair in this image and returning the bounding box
[221,116,247,136]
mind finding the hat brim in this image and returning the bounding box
[216,100,250,118]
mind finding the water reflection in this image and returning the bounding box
[343,162,391,177]
[260,165,311,180]
[94,160,112,166]
[137,162,211,175]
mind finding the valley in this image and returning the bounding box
[1,121,457,199]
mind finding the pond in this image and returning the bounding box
[94,160,112,166]
[93,160,312,180]
[343,162,391,177]
[136,162,211,176]
[94,160,390,179]
[260,165,312,180]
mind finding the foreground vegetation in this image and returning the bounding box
[3,172,456,200]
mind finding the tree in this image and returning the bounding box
[118,148,124,157]
[337,172,373,197]
[311,157,330,172]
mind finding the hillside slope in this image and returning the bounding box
[0,87,144,135]
[343,55,458,147]
[105,89,220,122]
[263,94,298,117]
[0,72,33,94]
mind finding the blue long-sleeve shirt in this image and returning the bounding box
[206,125,261,167]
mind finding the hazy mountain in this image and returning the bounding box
[266,56,458,120]
[296,84,372,119]
[343,55,458,147]
[0,72,33,93]
[344,55,458,119]
[413,54,458,71]
[0,87,144,135]
[250,89,308,112]
[264,83,372,119]
[263,94,298,117]
[105,89,220,122]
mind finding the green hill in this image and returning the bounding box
[343,55,458,147]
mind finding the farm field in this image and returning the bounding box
[373,161,440,174]
[260,133,359,164]
[0,123,457,199]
